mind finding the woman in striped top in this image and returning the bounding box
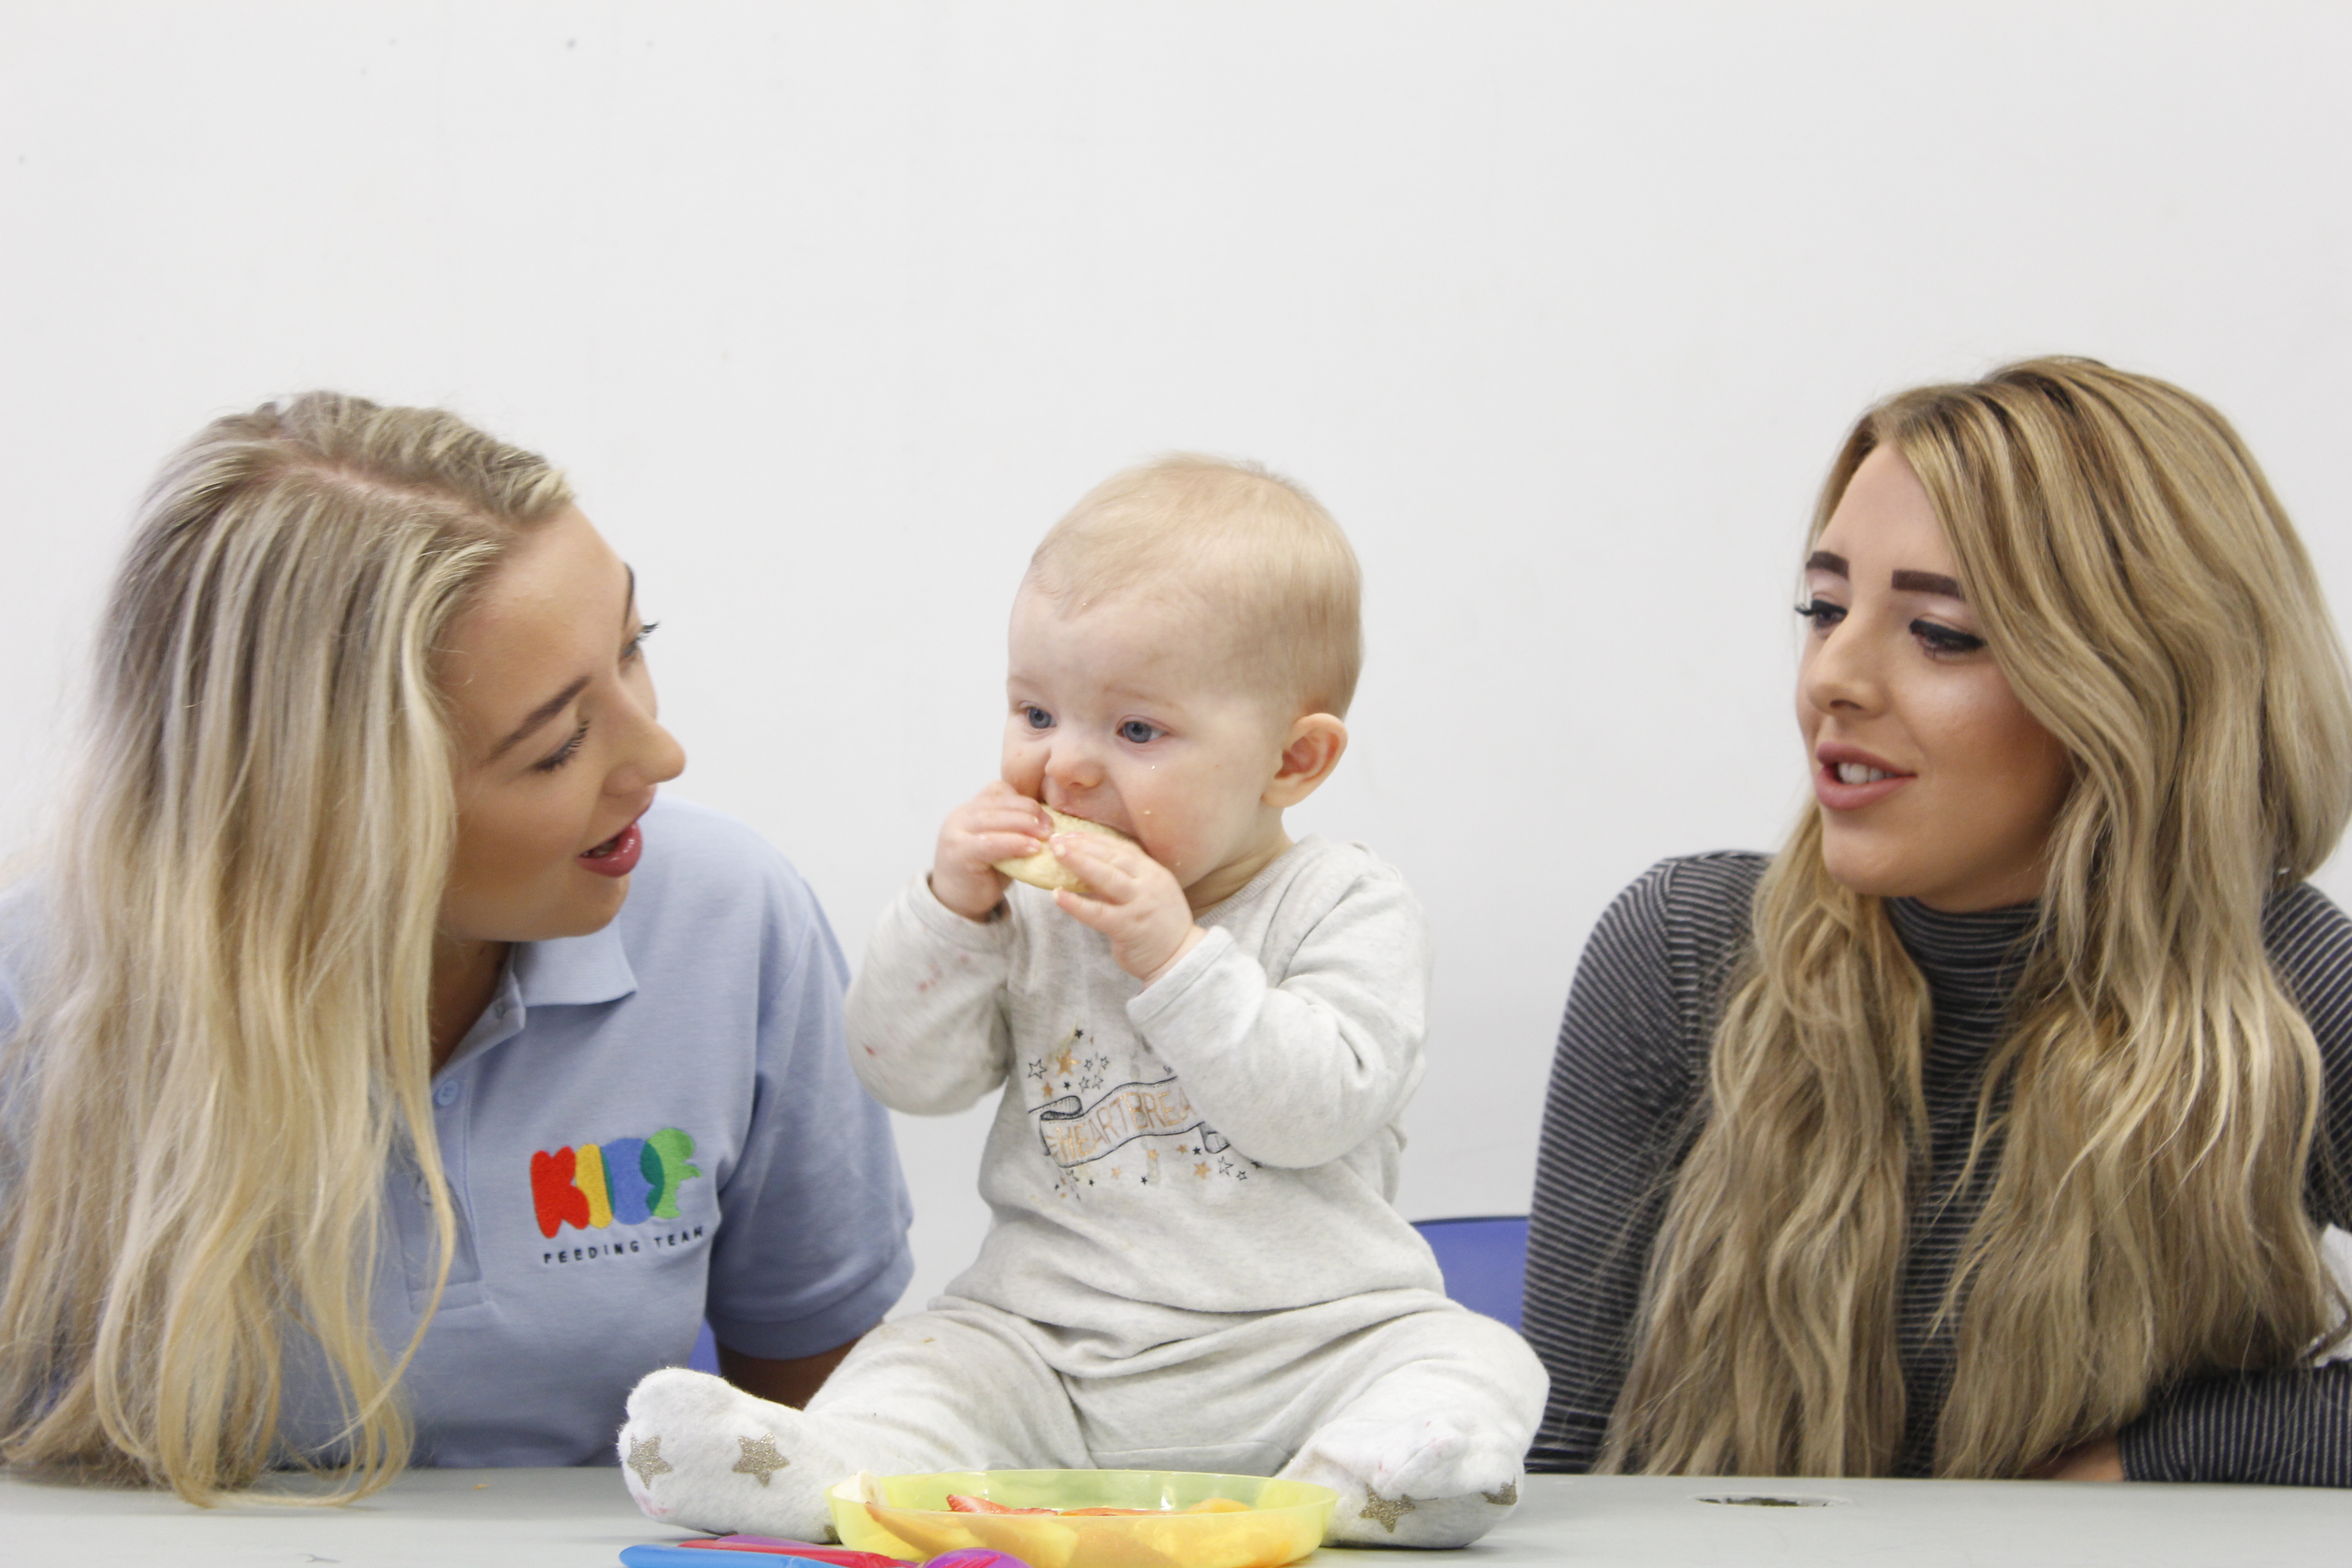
[1525,359,2352,1485]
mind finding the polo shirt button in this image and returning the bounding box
[434,1079,461,1107]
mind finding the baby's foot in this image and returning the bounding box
[1283,1415,1525,1548]
[618,1367,863,1541]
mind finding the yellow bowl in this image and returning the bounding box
[825,1469,1336,1568]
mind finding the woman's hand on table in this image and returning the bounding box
[2041,1436,2125,1480]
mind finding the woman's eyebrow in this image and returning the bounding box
[1892,568,1965,599]
[489,566,635,762]
[490,676,591,760]
[1805,550,1848,576]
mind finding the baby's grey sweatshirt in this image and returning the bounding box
[844,836,1444,1353]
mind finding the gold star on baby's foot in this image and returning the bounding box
[627,1434,673,1488]
[733,1433,791,1486]
[1057,1048,1077,1075]
[1360,1492,1417,1533]
[1195,1163,1210,1178]
[1483,1481,1518,1505]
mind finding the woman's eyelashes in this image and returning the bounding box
[1910,618,1985,655]
[1796,598,1847,632]
[1796,599,1985,656]
[534,717,591,773]
[529,626,661,776]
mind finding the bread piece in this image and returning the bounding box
[992,805,1133,893]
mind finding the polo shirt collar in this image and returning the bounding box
[433,923,640,1080]
[512,920,640,1009]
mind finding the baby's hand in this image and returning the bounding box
[1047,831,1206,984]
[932,781,1049,921]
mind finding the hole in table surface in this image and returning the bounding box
[1697,1494,1842,1508]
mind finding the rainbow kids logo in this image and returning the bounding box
[530,1129,702,1240]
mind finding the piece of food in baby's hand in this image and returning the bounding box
[990,806,1133,893]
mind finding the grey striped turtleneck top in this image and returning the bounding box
[1523,852,2352,1484]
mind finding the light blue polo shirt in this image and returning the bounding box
[0,796,913,1468]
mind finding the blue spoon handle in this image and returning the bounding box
[621,1547,844,1568]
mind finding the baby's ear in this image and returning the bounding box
[1265,713,1348,807]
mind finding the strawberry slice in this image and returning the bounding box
[944,1494,1054,1515]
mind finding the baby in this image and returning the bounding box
[619,457,1545,1548]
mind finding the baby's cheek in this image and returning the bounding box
[999,745,1045,794]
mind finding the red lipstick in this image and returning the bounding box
[578,819,643,878]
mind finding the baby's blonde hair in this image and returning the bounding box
[1025,454,1362,718]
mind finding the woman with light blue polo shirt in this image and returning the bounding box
[0,394,911,1502]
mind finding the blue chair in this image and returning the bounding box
[686,1215,1532,1373]
[1412,1215,1530,1331]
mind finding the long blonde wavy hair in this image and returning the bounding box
[1607,358,2352,1479]
[0,393,571,1502]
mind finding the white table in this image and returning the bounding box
[4,1467,2346,1566]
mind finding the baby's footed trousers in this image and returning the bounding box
[621,1288,1546,1548]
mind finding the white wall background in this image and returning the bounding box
[4,2,2349,1317]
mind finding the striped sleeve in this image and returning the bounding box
[2118,880,2352,1485]
[2121,1366,2352,1485]
[1521,853,1763,1471]
[2266,881,2352,1226]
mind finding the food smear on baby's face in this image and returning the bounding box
[989,805,1136,894]
[943,1493,1250,1517]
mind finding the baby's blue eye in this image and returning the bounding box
[1024,706,1053,730]
[1118,720,1162,744]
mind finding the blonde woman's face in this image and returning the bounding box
[1795,446,2073,911]
[438,509,686,944]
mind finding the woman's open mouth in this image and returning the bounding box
[578,820,643,878]
[1813,748,1914,812]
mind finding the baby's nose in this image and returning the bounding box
[1043,735,1105,789]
